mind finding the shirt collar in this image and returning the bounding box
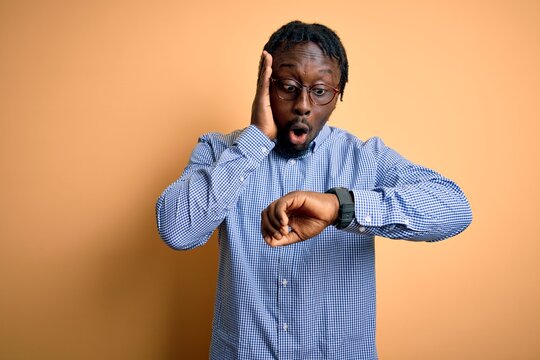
[310,125,331,153]
[271,125,331,159]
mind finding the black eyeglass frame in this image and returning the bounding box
[270,77,340,106]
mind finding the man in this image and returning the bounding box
[156,21,472,360]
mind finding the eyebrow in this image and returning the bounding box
[278,63,334,74]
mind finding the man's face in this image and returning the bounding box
[270,41,341,157]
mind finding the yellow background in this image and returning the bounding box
[1,0,539,359]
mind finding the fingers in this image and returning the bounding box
[264,230,300,248]
[260,191,332,247]
[275,198,291,226]
[259,51,272,100]
[261,207,279,241]
[261,199,289,243]
[260,192,300,242]
[256,51,272,89]
[263,51,272,82]
[251,51,277,139]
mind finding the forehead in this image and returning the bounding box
[272,42,340,80]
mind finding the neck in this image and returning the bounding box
[274,142,311,159]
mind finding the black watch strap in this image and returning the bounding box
[325,187,355,229]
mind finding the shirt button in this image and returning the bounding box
[359,226,366,232]
[261,146,268,154]
[281,279,288,287]
[239,176,245,182]
[283,323,289,332]
[364,215,372,223]
[403,219,410,226]
[289,159,296,165]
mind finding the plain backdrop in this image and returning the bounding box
[1,0,539,359]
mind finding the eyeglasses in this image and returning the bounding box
[270,77,340,106]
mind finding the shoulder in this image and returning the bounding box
[196,128,246,153]
[324,126,388,154]
[189,128,244,164]
[323,127,411,178]
[198,128,244,147]
[321,127,402,169]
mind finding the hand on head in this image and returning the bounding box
[251,51,277,140]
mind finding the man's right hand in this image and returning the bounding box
[261,191,340,247]
[251,50,277,140]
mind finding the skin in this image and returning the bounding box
[251,42,342,247]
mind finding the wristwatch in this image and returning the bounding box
[325,187,355,229]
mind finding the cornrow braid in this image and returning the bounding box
[263,21,349,101]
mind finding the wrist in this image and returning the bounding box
[325,193,340,225]
[257,124,277,140]
[325,187,355,229]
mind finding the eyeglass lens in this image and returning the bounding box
[274,79,337,105]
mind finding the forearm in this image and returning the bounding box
[347,176,472,242]
[156,125,274,250]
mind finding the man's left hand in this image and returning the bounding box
[261,191,339,247]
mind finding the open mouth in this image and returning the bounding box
[288,122,310,145]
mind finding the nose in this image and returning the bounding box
[293,87,311,116]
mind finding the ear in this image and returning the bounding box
[329,96,339,112]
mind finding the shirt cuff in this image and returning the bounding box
[350,189,384,227]
[234,125,275,162]
[347,189,414,234]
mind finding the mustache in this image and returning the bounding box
[286,118,311,132]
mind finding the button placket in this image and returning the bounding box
[278,247,293,346]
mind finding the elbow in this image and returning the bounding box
[462,202,473,230]
[156,214,206,251]
[157,221,186,251]
[157,214,205,251]
[427,197,473,242]
[453,199,473,236]
[450,190,473,235]
[155,196,193,251]
[155,196,211,251]
[156,210,184,250]
[428,181,473,241]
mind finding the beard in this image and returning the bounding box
[274,118,313,159]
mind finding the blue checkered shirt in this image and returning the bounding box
[156,125,472,359]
